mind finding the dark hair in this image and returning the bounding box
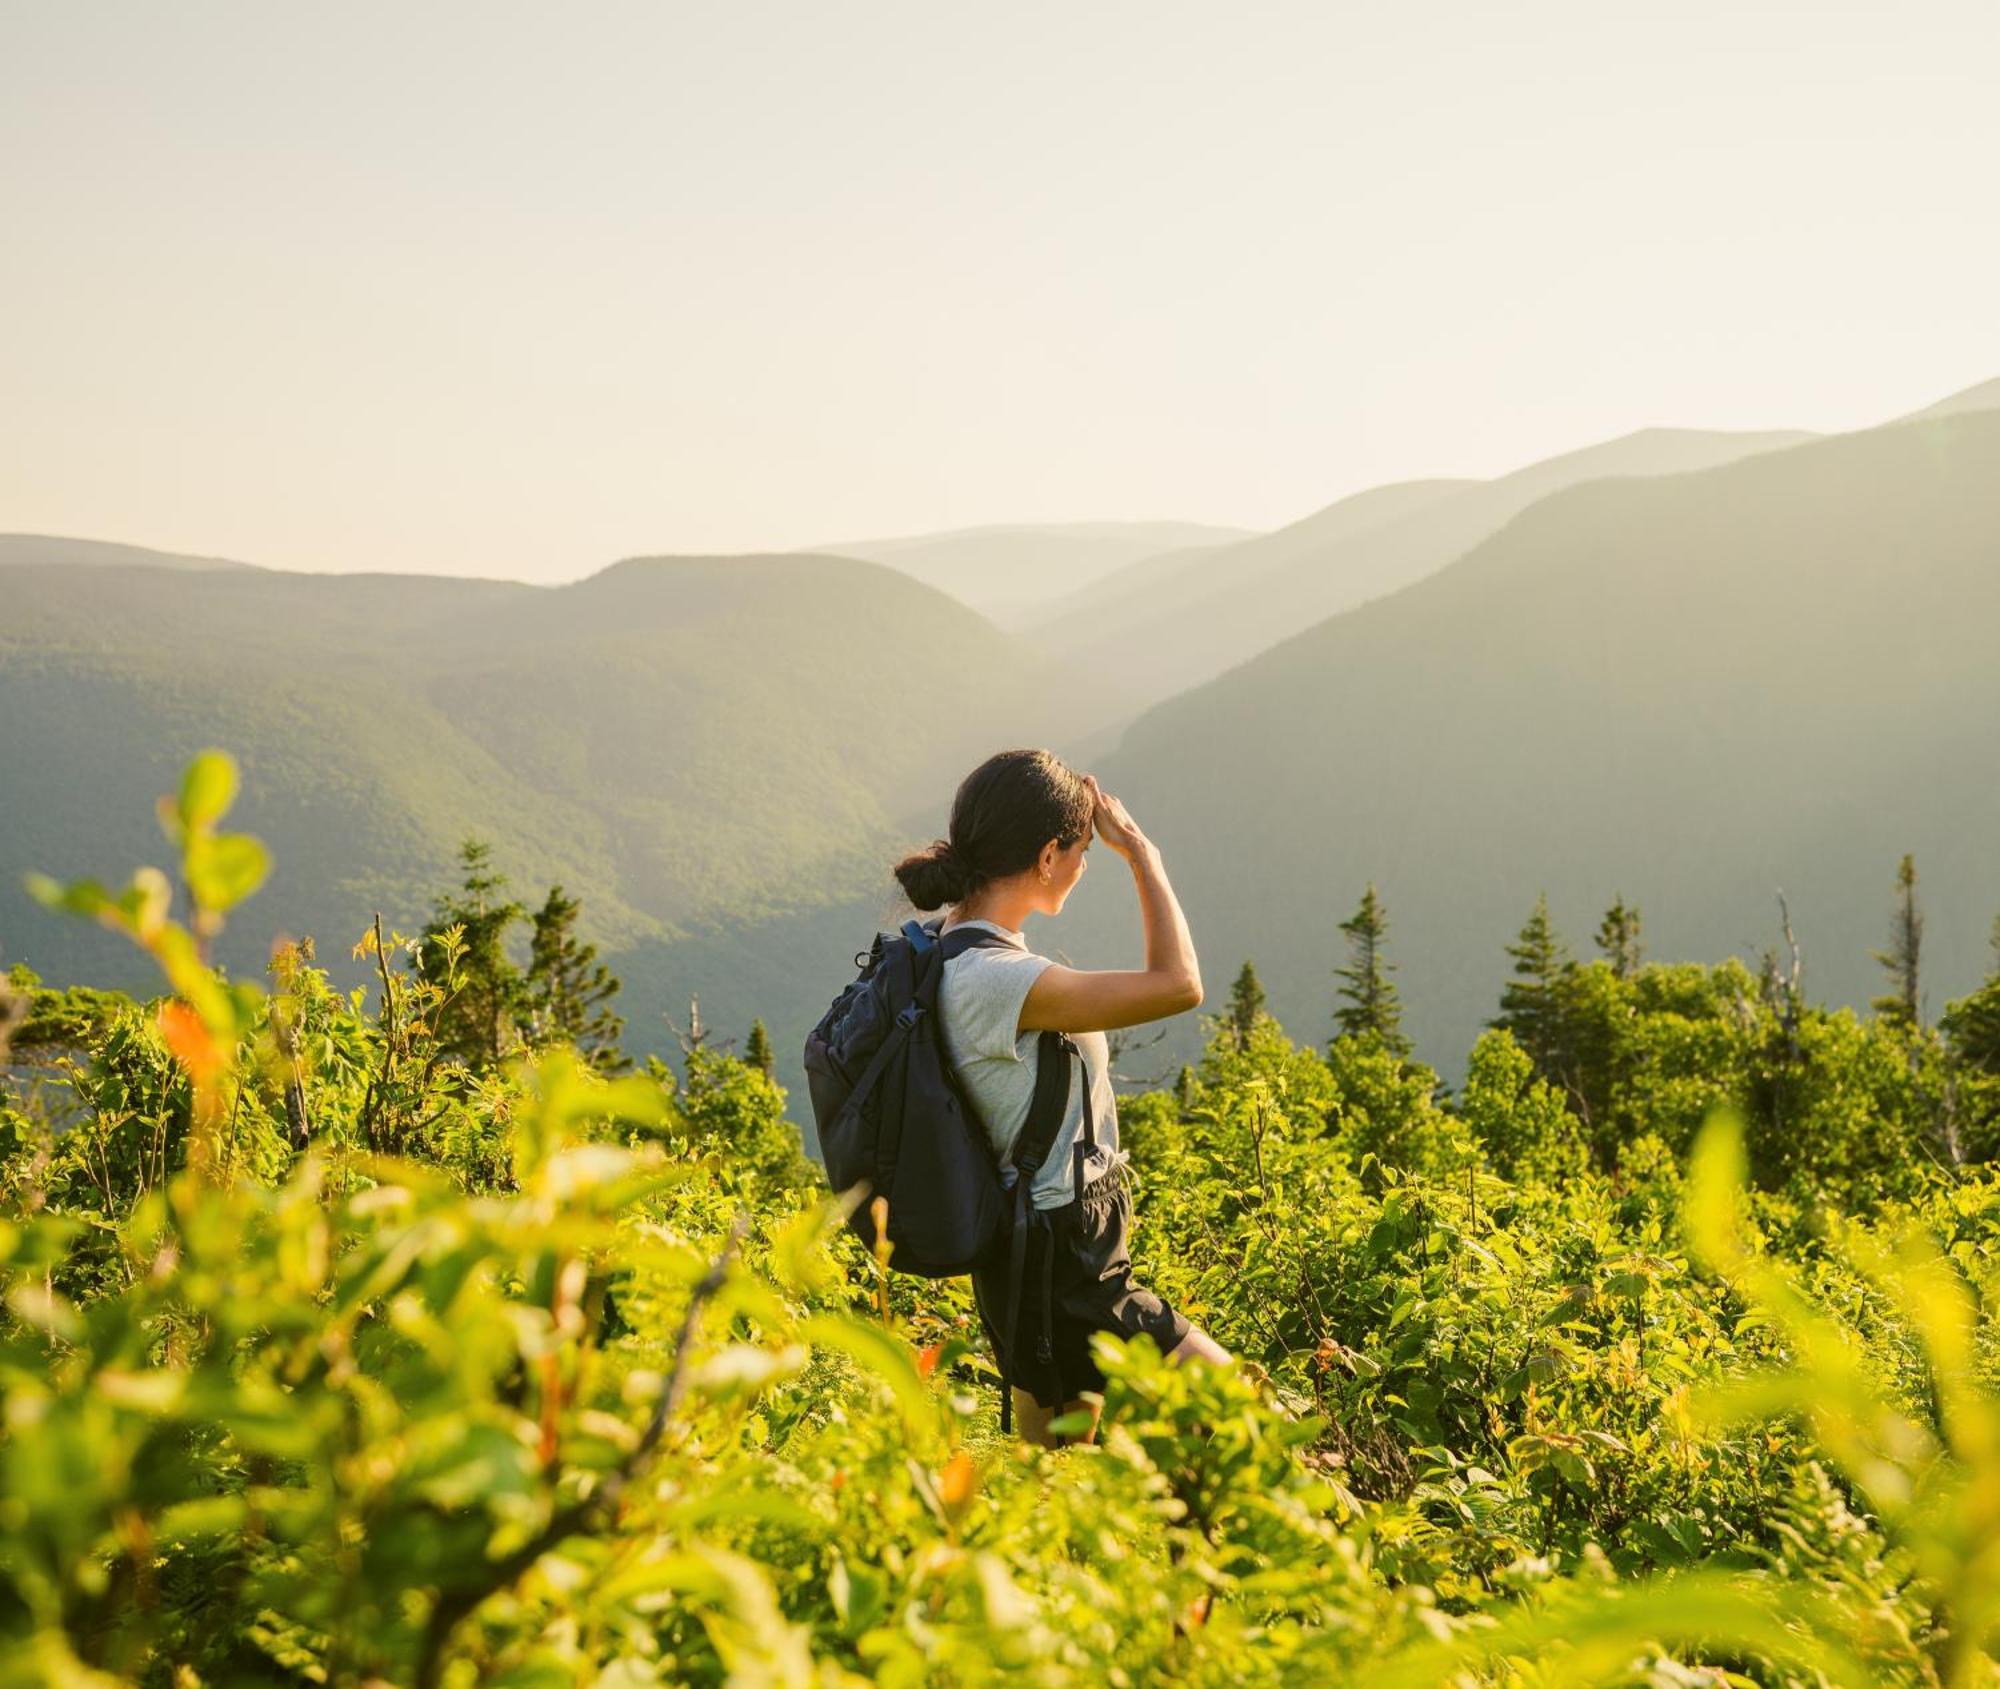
[894,748,1095,911]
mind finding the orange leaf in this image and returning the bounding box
[938,1449,977,1512]
[916,1342,943,1379]
[157,1000,226,1088]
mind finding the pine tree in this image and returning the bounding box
[1225,961,1267,1051]
[1595,896,1644,981]
[1494,894,1575,1082]
[418,839,528,1071]
[1871,853,1924,1032]
[1943,916,2000,1076]
[1333,884,1409,1057]
[527,884,628,1072]
[743,1017,776,1079]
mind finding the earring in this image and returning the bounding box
[1039,870,1051,884]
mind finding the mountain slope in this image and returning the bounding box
[0,552,1059,1072]
[1036,479,1472,628]
[0,533,260,571]
[1905,374,2000,420]
[1064,409,2000,1077]
[1037,427,1815,711]
[811,520,1256,626]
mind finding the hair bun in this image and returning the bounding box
[893,838,975,911]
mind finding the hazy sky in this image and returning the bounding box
[6,2,1998,581]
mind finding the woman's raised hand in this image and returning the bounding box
[1084,774,1149,862]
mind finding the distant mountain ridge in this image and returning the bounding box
[1058,406,2000,1081]
[1903,374,2000,420]
[0,534,261,572]
[809,520,1258,627]
[1039,480,1474,628]
[1031,425,1819,712]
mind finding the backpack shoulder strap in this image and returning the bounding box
[1010,1030,1076,1178]
[936,921,1016,961]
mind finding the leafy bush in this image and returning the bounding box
[6,752,2000,1684]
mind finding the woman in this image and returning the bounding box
[893,747,1231,1446]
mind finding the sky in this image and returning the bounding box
[5,1,1998,582]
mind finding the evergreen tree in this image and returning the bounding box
[1943,917,2000,1076]
[418,838,527,1071]
[1225,961,1268,1051]
[1333,884,1409,1057]
[1871,853,1924,1032]
[743,1017,776,1079]
[527,884,628,1072]
[1494,894,1575,1083]
[1596,896,1644,981]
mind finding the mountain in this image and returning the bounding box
[1056,409,2000,1081]
[810,521,1256,627]
[1039,480,1473,628]
[0,534,260,572]
[1030,427,1816,712]
[1904,375,2000,420]
[0,551,1066,1087]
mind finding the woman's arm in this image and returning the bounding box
[1019,776,1203,1035]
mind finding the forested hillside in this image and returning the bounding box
[0,550,1072,1067]
[1030,424,1814,709]
[1074,407,2000,1080]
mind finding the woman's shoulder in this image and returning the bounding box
[941,920,1042,960]
[944,937,1051,981]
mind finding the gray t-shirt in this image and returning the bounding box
[937,918,1123,1209]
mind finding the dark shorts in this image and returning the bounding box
[970,1165,1191,1409]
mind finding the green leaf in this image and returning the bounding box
[185,832,271,913]
[177,749,239,834]
[1685,1109,1749,1272]
[24,874,111,918]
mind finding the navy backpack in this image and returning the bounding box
[804,917,1075,1426]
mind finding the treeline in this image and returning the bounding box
[3,828,792,1216]
[1204,861,2000,1206]
[18,836,2000,1215]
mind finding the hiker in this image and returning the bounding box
[894,748,1232,1446]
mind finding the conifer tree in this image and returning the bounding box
[1225,960,1267,1051]
[1494,894,1575,1082]
[527,884,628,1073]
[419,839,527,1071]
[1333,884,1410,1057]
[1943,916,2000,1076]
[1596,896,1644,981]
[743,1017,776,1079]
[1871,853,1924,1032]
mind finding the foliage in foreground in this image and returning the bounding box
[4,754,2000,1685]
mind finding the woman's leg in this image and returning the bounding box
[1014,1388,1105,1447]
[1012,1387,1056,1448]
[1059,1395,1104,1444]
